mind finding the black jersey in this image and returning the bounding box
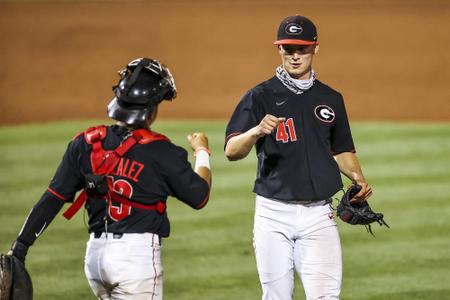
[48,125,209,237]
[225,77,355,201]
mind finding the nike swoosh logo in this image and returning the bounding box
[276,100,287,106]
[35,222,47,238]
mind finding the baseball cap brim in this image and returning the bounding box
[107,97,152,125]
[274,39,318,45]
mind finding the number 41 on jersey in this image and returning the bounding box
[276,118,297,143]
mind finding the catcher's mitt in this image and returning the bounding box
[336,184,389,235]
[0,254,33,300]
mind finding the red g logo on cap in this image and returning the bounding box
[285,23,303,35]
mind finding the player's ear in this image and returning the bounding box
[277,45,283,55]
[314,45,319,54]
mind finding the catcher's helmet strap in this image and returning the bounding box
[123,59,149,93]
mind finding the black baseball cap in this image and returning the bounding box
[274,15,318,45]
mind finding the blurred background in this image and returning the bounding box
[1,1,450,300]
[1,0,449,124]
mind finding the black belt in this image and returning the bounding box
[93,232,123,239]
[92,232,162,245]
[272,198,332,206]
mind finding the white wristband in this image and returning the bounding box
[194,149,210,170]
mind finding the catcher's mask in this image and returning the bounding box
[107,57,177,125]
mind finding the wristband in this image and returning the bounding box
[11,240,29,264]
[194,149,211,170]
[194,147,211,157]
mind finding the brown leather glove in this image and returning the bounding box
[0,253,33,300]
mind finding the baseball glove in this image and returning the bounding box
[0,254,33,300]
[336,184,389,235]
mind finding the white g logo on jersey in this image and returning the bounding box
[314,105,335,123]
[285,23,303,35]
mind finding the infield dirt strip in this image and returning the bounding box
[0,0,449,124]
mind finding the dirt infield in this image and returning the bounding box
[0,0,449,124]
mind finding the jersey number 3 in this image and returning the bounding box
[107,177,132,221]
[276,118,297,143]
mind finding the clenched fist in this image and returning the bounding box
[187,132,209,151]
[255,114,286,137]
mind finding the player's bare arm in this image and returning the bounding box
[225,114,285,161]
[334,151,372,202]
[188,132,212,187]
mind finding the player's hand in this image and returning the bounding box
[187,132,209,151]
[350,181,373,203]
[255,114,286,137]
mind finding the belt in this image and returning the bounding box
[93,232,123,239]
[266,197,332,206]
[91,232,163,245]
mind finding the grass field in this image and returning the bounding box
[1,120,449,300]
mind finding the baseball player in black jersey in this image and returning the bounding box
[225,16,372,299]
[8,57,212,299]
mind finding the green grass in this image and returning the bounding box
[1,120,449,300]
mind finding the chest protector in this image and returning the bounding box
[63,125,169,220]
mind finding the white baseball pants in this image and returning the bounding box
[84,232,163,300]
[253,195,342,300]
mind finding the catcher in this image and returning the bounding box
[2,57,212,300]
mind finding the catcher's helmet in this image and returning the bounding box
[107,57,177,125]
